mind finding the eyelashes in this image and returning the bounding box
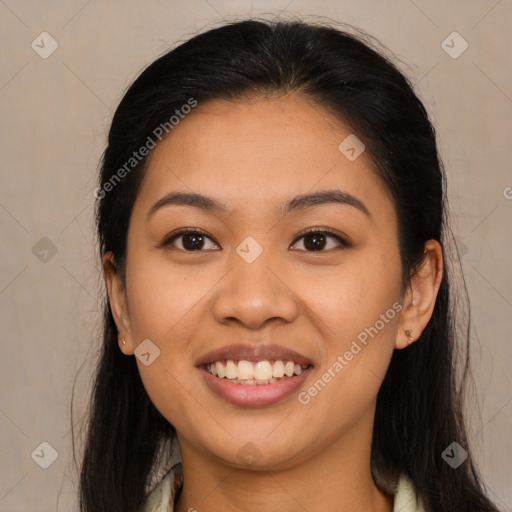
[162,228,219,251]
[291,227,350,251]
[161,227,350,253]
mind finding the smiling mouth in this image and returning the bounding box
[203,359,312,385]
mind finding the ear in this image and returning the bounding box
[102,251,135,355]
[395,239,444,349]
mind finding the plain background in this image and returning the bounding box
[0,1,511,510]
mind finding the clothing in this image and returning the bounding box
[142,462,424,511]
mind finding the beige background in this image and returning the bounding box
[1,1,511,510]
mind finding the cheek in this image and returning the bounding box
[293,248,401,409]
[297,309,398,441]
[124,253,217,424]
[125,251,213,341]
[295,246,402,336]
[137,362,203,438]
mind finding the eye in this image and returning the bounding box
[163,228,220,251]
[290,228,349,252]
[162,227,349,253]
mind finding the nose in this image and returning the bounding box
[211,249,300,330]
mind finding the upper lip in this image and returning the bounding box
[196,343,314,367]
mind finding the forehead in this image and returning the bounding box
[135,93,395,222]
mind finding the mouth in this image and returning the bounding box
[202,359,312,385]
[195,344,314,407]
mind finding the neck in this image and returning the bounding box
[174,407,394,512]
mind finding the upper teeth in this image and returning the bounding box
[207,360,307,381]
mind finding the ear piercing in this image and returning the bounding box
[406,299,417,344]
[122,338,126,345]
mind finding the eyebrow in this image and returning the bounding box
[147,189,371,221]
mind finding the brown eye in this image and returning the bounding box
[164,229,220,251]
[162,227,349,253]
[291,229,349,252]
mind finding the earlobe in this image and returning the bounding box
[102,251,134,355]
[395,240,444,350]
[404,329,415,346]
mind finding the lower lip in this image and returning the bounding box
[198,366,313,407]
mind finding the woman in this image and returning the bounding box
[77,16,503,512]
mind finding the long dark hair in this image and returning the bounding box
[75,16,502,512]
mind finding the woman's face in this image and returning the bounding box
[114,93,408,469]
